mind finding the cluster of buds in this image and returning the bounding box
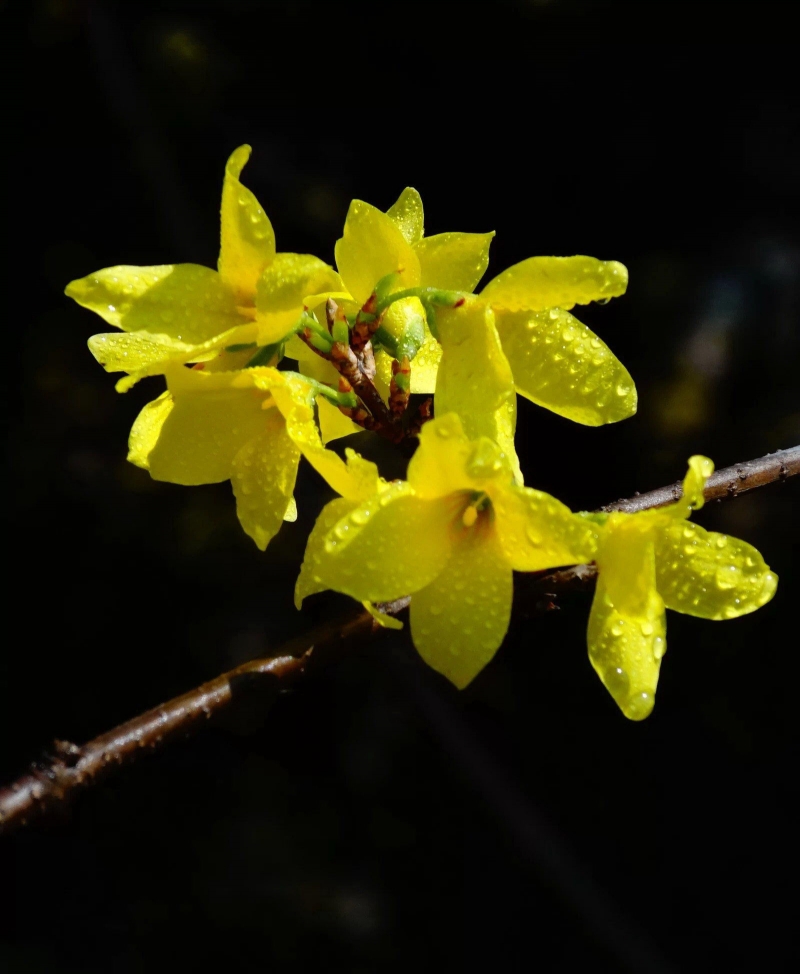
[66,146,777,719]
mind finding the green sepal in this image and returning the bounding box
[392,370,410,393]
[225,342,257,352]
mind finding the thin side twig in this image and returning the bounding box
[1,445,797,833]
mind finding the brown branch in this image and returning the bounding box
[2,445,797,834]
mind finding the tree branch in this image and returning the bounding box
[2,445,797,833]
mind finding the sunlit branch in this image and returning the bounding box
[1,445,796,834]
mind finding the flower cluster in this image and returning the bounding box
[67,146,778,719]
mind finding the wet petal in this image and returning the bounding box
[434,298,521,482]
[255,253,345,343]
[380,297,427,361]
[218,144,276,301]
[407,413,509,498]
[416,231,495,292]
[655,520,778,619]
[308,485,455,603]
[127,391,174,470]
[588,572,666,722]
[481,256,628,312]
[387,187,424,245]
[66,264,243,344]
[670,455,714,519]
[492,483,597,571]
[334,199,421,305]
[230,409,301,550]
[495,307,637,425]
[411,525,512,689]
[147,367,272,485]
[295,498,358,607]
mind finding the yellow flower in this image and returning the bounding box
[584,456,778,720]
[286,187,495,442]
[479,255,636,426]
[129,365,362,551]
[296,413,595,688]
[66,145,343,391]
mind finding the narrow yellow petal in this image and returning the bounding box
[66,264,243,344]
[482,256,628,312]
[492,483,597,571]
[434,298,522,482]
[386,187,424,245]
[407,413,504,499]
[416,231,495,292]
[334,199,421,306]
[494,307,637,425]
[655,520,778,619]
[230,411,300,550]
[255,253,345,344]
[308,486,455,603]
[588,572,666,721]
[671,455,714,519]
[295,498,359,608]
[147,368,271,485]
[127,391,174,470]
[363,602,404,630]
[218,145,276,302]
[410,526,513,689]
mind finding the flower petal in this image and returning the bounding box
[387,187,424,245]
[434,299,521,482]
[309,485,455,603]
[655,520,778,619]
[147,367,272,485]
[416,231,495,292]
[290,345,362,443]
[218,144,276,302]
[127,391,174,470]
[410,525,513,689]
[334,199,421,306]
[255,253,345,344]
[66,264,243,344]
[481,256,628,312]
[295,498,358,607]
[588,572,666,721]
[670,455,714,519]
[494,307,637,425]
[256,371,376,501]
[230,410,301,550]
[492,482,597,571]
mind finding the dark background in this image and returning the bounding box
[4,1,800,971]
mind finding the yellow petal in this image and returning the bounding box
[218,145,276,302]
[588,571,666,721]
[334,199,421,306]
[409,329,443,393]
[147,367,272,485]
[308,485,455,603]
[410,526,513,689]
[671,455,714,519]
[434,298,522,482]
[256,370,375,500]
[654,520,778,620]
[363,602,404,630]
[492,482,597,571]
[481,256,628,312]
[255,253,345,344]
[295,498,359,607]
[230,410,301,550]
[285,497,298,522]
[416,231,495,292]
[66,264,243,344]
[408,412,505,499]
[127,391,174,470]
[387,187,424,245]
[494,307,637,425]
[597,514,658,617]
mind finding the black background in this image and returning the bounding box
[4,1,800,971]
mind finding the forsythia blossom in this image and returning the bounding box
[581,457,778,719]
[65,144,780,719]
[296,413,595,688]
